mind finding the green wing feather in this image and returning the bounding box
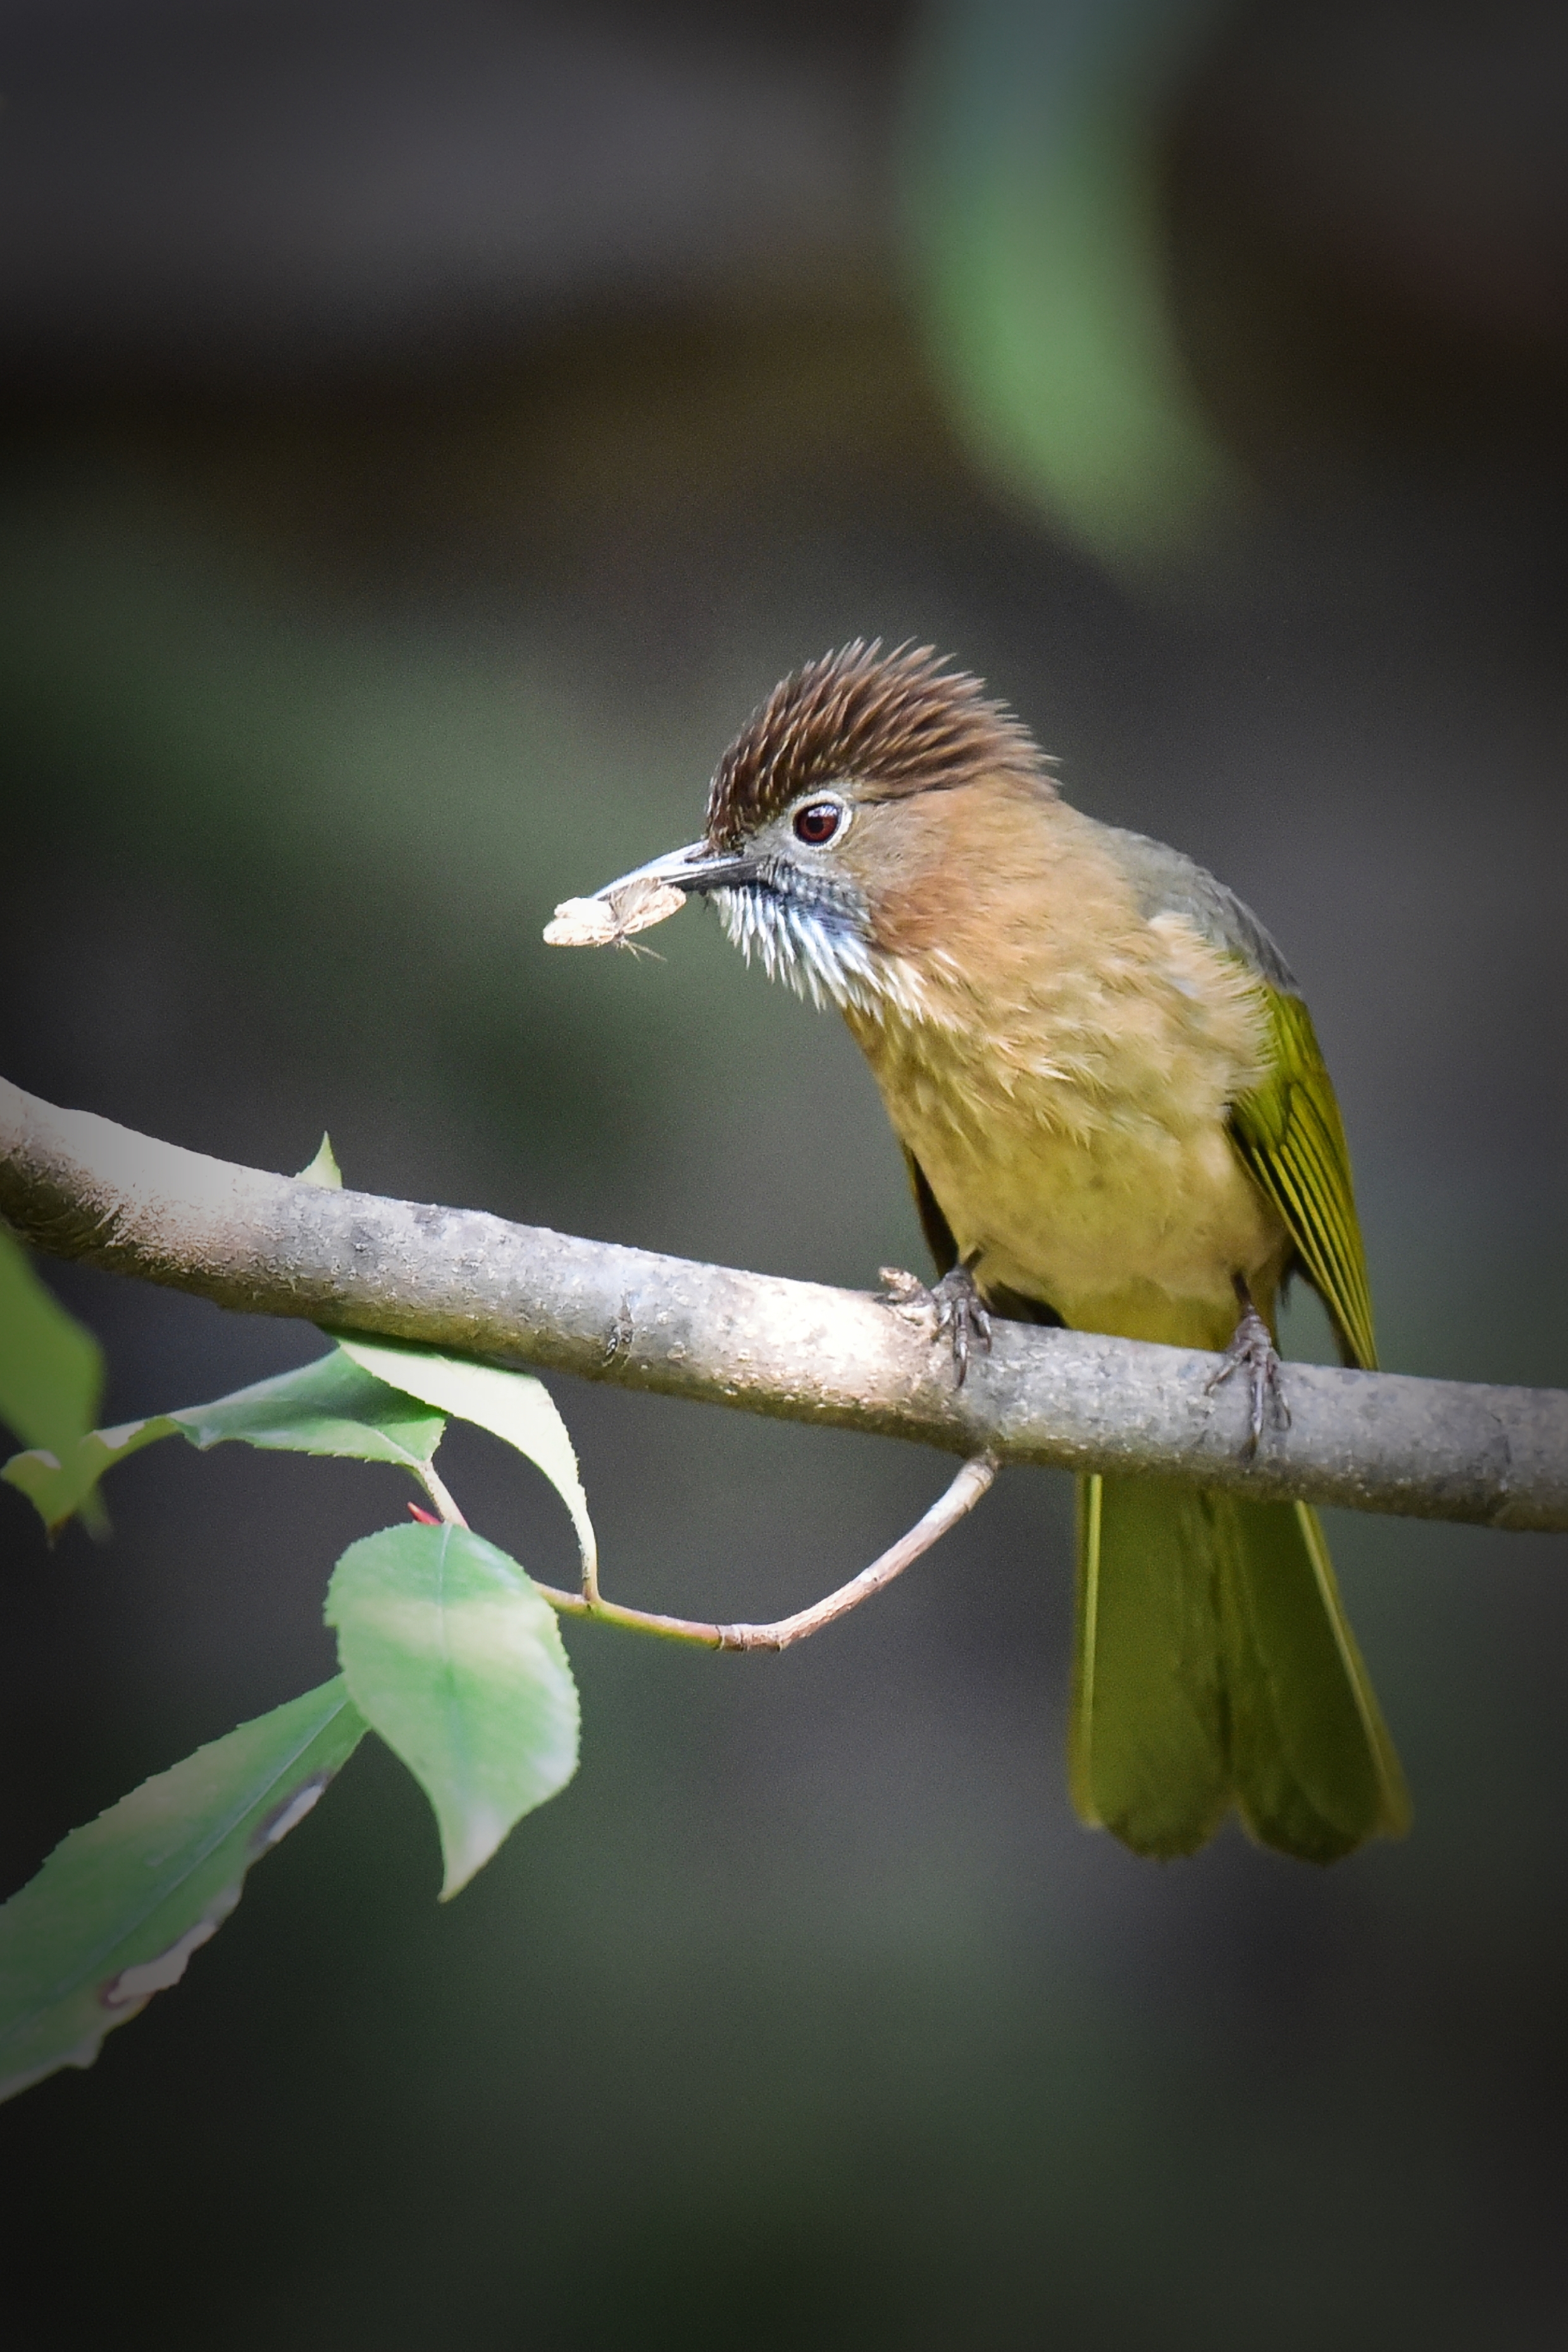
[1229,987,1378,1372]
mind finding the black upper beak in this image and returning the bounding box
[585,839,757,899]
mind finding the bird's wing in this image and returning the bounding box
[1229,986,1378,1372]
[1097,825,1376,1370]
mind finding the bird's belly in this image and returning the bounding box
[895,1093,1286,1353]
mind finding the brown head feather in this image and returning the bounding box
[706,642,1052,846]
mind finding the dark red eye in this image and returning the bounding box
[793,800,842,846]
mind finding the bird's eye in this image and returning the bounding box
[793,800,842,847]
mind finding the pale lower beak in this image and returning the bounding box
[588,840,756,899]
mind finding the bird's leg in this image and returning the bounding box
[880,1254,993,1385]
[1205,1274,1290,1453]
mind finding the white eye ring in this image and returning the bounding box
[791,796,850,848]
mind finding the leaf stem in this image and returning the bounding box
[533,1453,998,1651]
[418,1465,470,1530]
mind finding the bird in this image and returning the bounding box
[575,641,1409,1864]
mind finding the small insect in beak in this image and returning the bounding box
[544,838,758,952]
[544,873,687,951]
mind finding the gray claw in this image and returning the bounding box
[1205,1300,1290,1453]
[881,1262,992,1385]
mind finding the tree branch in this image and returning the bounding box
[2,1076,1564,1532]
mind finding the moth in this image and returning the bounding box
[543,874,685,951]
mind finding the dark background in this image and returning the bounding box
[1,2,1565,2344]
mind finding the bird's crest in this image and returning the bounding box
[706,641,1050,845]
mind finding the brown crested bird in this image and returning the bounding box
[576,642,1409,1864]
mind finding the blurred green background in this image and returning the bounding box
[1,1,1565,2343]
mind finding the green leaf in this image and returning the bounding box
[3,1412,180,1538]
[4,1347,446,1537]
[170,1348,445,1469]
[294,1133,343,1188]
[0,1678,365,2104]
[0,1228,104,1459]
[333,1333,597,1590]
[326,1522,579,1898]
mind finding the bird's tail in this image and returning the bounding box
[1070,1475,1410,1862]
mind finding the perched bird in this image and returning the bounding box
[576,642,1409,1864]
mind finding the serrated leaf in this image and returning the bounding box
[0,1228,104,1460]
[326,1522,579,1898]
[170,1348,445,1468]
[295,1133,343,1188]
[333,1333,597,1591]
[0,1678,365,2103]
[4,1347,446,1536]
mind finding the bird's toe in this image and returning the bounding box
[1205,1298,1289,1453]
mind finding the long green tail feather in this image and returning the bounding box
[1072,1476,1409,1864]
[1070,1476,1228,1856]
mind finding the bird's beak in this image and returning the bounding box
[587,840,756,899]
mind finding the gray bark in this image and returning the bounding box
[3,1076,1564,1531]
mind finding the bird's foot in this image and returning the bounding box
[1205,1288,1290,1453]
[880,1260,992,1385]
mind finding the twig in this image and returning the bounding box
[2,1076,1565,1532]
[413,1369,996,1652]
[532,1452,998,1650]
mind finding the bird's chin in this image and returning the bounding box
[713,881,888,1014]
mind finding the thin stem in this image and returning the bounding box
[418,1464,470,1529]
[533,1453,998,1652]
